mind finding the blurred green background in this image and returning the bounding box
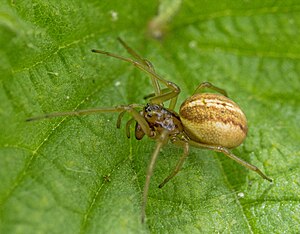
[0,0,299,233]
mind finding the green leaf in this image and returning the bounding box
[1,0,300,233]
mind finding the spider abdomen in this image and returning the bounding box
[179,93,248,148]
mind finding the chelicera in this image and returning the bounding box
[27,38,272,223]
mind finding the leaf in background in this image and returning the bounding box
[0,0,299,233]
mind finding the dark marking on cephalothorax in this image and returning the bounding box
[138,104,184,137]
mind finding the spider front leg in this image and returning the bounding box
[92,40,181,109]
[141,130,170,223]
[26,104,153,137]
[158,139,190,188]
[188,140,273,182]
[116,37,161,96]
[116,37,181,108]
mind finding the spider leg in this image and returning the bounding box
[158,140,189,188]
[193,81,228,97]
[26,104,153,137]
[117,37,161,96]
[143,88,169,100]
[141,130,169,223]
[116,111,126,128]
[26,106,127,122]
[188,140,273,182]
[117,37,155,71]
[125,118,135,138]
[143,87,178,109]
[92,46,180,108]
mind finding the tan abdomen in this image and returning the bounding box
[179,93,248,148]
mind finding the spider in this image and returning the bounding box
[27,38,272,223]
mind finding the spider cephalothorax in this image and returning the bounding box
[135,103,183,140]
